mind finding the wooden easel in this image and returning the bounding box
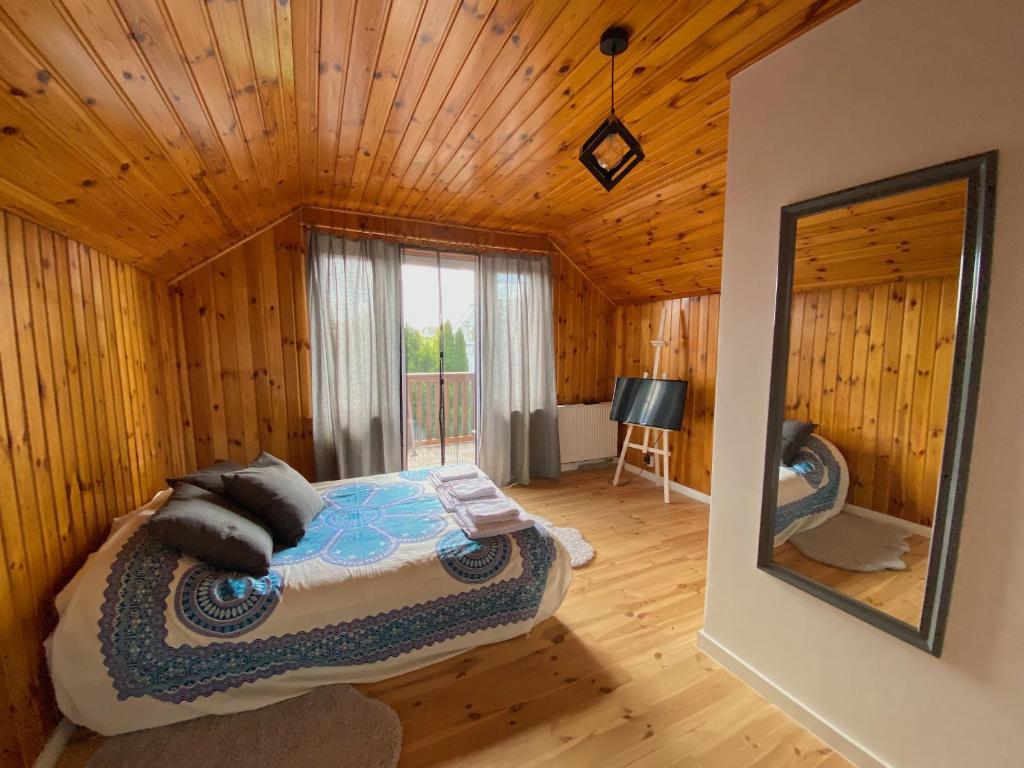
[612,306,672,503]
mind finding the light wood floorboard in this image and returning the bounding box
[775,533,929,626]
[57,467,850,767]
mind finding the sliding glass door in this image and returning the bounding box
[401,248,477,469]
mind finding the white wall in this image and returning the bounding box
[704,0,1024,766]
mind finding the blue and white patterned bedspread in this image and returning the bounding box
[49,470,572,735]
[774,436,850,546]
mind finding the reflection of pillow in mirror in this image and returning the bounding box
[781,420,817,465]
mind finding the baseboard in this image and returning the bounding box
[842,502,932,538]
[697,631,888,768]
[32,718,74,768]
[621,463,712,504]
[560,457,616,473]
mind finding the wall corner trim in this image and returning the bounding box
[696,630,889,768]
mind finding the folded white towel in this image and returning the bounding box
[436,485,460,514]
[462,497,520,523]
[428,465,480,485]
[445,477,499,501]
[453,508,534,540]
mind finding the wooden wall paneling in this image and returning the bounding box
[907,279,943,525]
[550,244,615,404]
[0,213,50,766]
[891,280,922,522]
[0,211,185,768]
[784,277,958,525]
[210,246,247,464]
[174,213,312,477]
[612,295,719,495]
[170,289,196,471]
[255,227,291,461]
[172,209,611,480]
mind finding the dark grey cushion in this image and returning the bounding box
[781,420,817,465]
[222,453,325,547]
[148,482,273,576]
[167,460,244,496]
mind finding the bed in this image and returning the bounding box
[48,469,572,735]
[774,435,849,546]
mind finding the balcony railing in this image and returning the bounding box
[405,372,476,468]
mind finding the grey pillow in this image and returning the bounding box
[222,453,325,547]
[148,482,274,576]
[781,420,817,465]
[167,460,244,496]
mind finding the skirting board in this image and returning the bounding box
[32,718,74,768]
[622,463,712,504]
[560,457,616,473]
[697,631,888,768]
[843,502,932,538]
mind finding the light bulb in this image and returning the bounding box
[594,132,628,171]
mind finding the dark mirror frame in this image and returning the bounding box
[757,151,998,656]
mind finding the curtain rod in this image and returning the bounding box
[302,221,553,257]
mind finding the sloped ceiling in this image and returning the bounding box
[0,0,856,301]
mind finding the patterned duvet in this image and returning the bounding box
[48,470,571,734]
[774,435,850,546]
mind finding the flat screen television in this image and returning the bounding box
[609,377,687,431]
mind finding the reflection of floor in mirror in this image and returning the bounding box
[774,533,931,626]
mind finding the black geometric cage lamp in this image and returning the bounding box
[579,26,645,191]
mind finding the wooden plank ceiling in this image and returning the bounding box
[793,179,966,292]
[0,0,856,300]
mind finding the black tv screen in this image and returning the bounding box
[609,377,687,431]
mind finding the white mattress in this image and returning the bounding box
[47,469,571,735]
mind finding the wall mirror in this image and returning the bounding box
[758,152,997,655]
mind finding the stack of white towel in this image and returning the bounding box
[428,465,534,540]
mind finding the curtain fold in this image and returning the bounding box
[476,252,560,485]
[307,232,403,481]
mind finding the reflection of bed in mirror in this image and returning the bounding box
[772,433,928,625]
[774,435,849,546]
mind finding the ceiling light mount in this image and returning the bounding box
[599,26,630,57]
[579,26,644,191]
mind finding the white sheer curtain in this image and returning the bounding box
[307,232,403,480]
[476,252,560,485]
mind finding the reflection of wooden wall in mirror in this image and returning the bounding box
[784,180,967,527]
[785,278,958,526]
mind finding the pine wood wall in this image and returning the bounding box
[785,277,958,526]
[173,213,313,479]
[172,210,610,477]
[0,211,187,768]
[551,246,616,405]
[612,296,721,495]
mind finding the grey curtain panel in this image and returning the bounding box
[476,252,560,486]
[307,232,403,481]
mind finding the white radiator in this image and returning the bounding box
[557,402,617,467]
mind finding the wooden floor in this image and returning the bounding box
[59,467,850,768]
[775,532,930,626]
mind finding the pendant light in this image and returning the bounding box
[579,26,645,191]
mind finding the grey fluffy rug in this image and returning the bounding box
[790,512,912,572]
[526,514,595,568]
[86,684,401,768]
